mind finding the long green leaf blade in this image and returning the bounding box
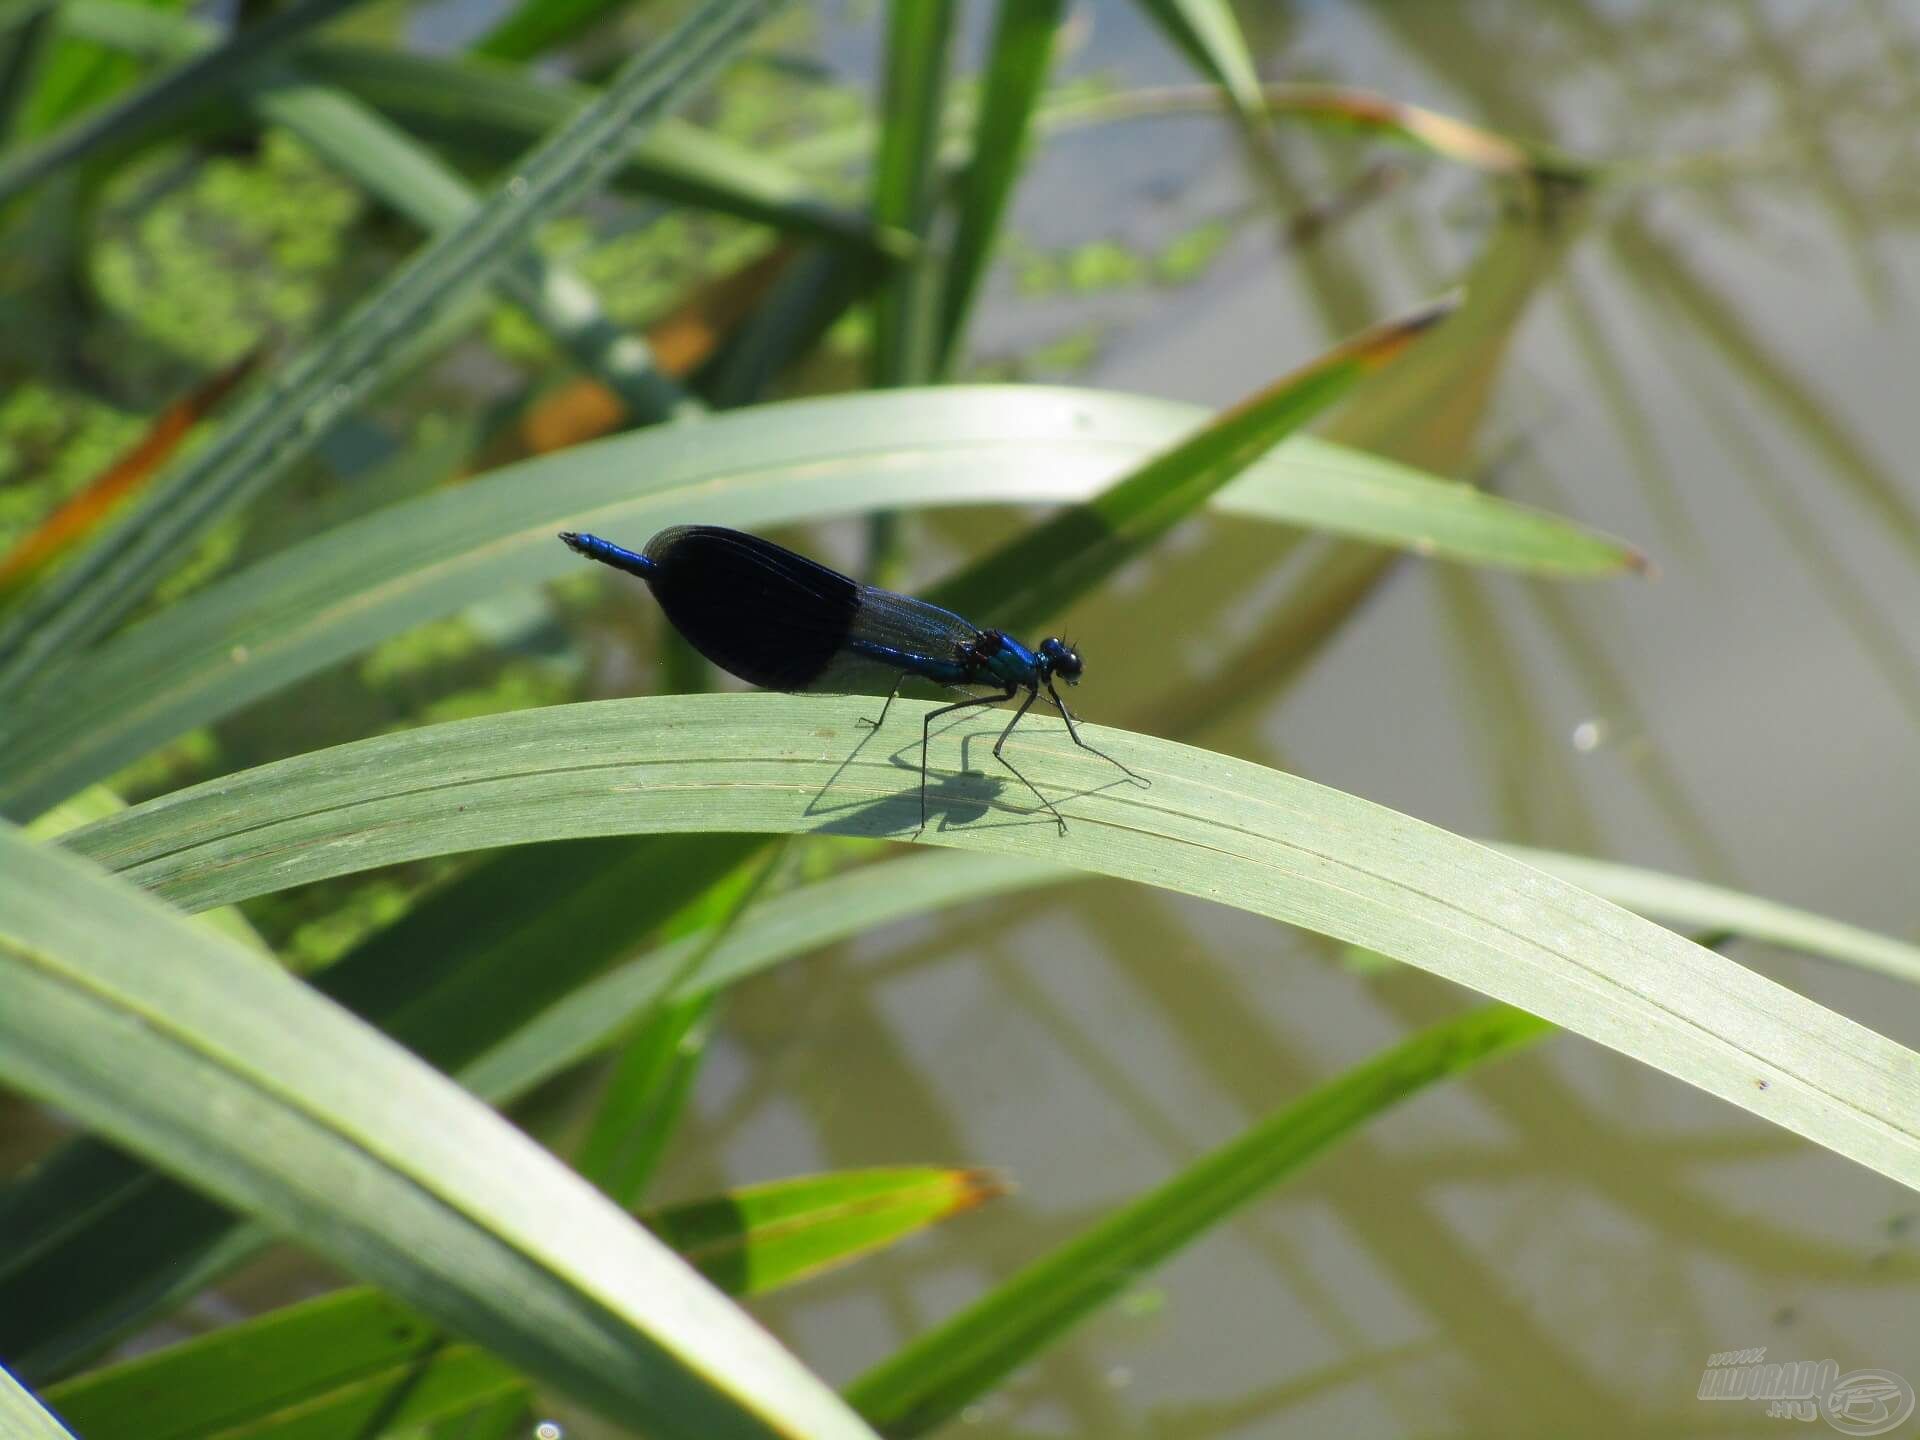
[931,295,1460,632]
[59,693,1920,1196]
[0,386,1635,821]
[934,0,1066,372]
[870,0,956,389]
[0,0,788,696]
[0,821,878,1440]
[845,1005,1552,1434]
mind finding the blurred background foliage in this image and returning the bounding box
[4,0,1920,1436]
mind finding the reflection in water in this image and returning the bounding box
[686,3,1920,1437]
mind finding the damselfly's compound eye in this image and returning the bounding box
[1041,637,1083,684]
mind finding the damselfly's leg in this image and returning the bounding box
[918,686,1018,834]
[1045,681,1150,787]
[993,688,1068,834]
[858,678,905,730]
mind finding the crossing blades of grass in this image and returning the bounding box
[0,0,789,697]
[16,827,1918,1385]
[51,3,873,246]
[249,72,697,422]
[1129,0,1265,130]
[0,384,1637,823]
[58,693,1920,1198]
[41,1169,997,1440]
[44,1290,527,1440]
[0,834,765,1381]
[0,821,879,1440]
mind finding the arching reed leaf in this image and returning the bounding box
[60,693,1920,1196]
[0,386,1635,821]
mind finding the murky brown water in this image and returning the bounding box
[657,3,1920,1436]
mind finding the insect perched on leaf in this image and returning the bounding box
[560,525,1148,833]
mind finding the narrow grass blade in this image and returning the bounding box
[870,0,957,390]
[42,1290,525,1440]
[1031,82,1589,180]
[290,40,880,247]
[0,1368,74,1440]
[0,0,789,696]
[463,851,1066,1100]
[931,293,1461,633]
[472,0,639,62]
[580,994,721,1205]
[653,1168,1006,1298]
[250,72,696,422]
[0,0,369,207]
[934,0,1066,372]
[575,843,785,1206]
[844,1005,1552,1434]
[0,822,878,1439]
[9,0,180,140]
[58,693,1920,1196]
[0,6,55,142]
[1129,0,1265,126]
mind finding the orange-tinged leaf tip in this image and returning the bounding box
[1347,288,1464,372]
[0,347,264,594]
[947,1167,1013,1216]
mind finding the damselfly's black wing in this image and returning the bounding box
[642,526,983,693]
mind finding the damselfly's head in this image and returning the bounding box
[1039,637,1083,685]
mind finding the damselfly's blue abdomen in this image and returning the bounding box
[559,531,655,579]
